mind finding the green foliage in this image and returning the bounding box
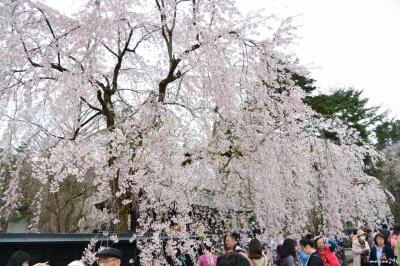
[320,130,341,145]
[274,72,400,225]
[304,88,386,142]
[291,73,317,93]
[375,120,400,149]
[389,200,400,225]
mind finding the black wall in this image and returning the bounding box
[0,234,138,266]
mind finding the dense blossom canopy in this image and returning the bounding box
[0,0,393,264]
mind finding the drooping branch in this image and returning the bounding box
[71,111,102,140]
[21,39,68,72]
[36,6,63,68]
[102,43,119,57]
[68,55,84,72]
[80,97,103,113]
[157,25,239,102]
[1,115,65,140]
[21,40,43,68]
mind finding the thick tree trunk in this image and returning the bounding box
[102,92,134,233]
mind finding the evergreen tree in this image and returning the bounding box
[304,88,386,142]
[375,120,400,149]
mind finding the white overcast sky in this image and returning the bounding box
[45,0,400,118]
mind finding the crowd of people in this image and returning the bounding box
[350,224,400,266]
[197,223,400,266]
[212,233,331,266]
[5,223,400,266]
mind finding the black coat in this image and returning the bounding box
[369,245,395,266]
[307,252,324,266]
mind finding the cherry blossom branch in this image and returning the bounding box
[71,111,102,140]
[1,115,65,140]
[80,97,103,113]
[163,102,200,118]
[36,6,63,68]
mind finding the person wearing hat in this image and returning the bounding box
[96,248,122,266]
[352,229,370,266]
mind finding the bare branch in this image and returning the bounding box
[36,7,56,39]
[102,43,119,57]
[110,28,134,93]
[1,115,65,140]
[71,111,102,140]
[80,97,103,113]
[163,101,200,118]
[55,25,80,42]
[68,55,84,72]
[36,6,63,67]
[21,40,43,68]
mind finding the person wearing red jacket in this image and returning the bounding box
[314,236,341,266]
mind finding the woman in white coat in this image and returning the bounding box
[352,229,370,266]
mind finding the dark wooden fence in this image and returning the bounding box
[0,233,138,266]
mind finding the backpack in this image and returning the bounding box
[360,249,370,265]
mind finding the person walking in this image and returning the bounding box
[298,235,313,266]
[300,238,324,266]
[369,232,395,266]
[224,233,246,256]
[298,248,309,266]
[248,239,268,266]
[198,244,218,266]
[352,229,370,266]
[279,239,297,266]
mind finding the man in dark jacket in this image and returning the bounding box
[300,238,324,266]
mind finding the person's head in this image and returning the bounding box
[300,238,315,255]
[352,229,358,236]
[393,224,400,235]
[96,248,122,266]
[217,253,251,266]
[248,239,263,260]
[382,224,388,230]
[202,243,214,254]
[224,234,238,251]
[281,239,296,258]
[6,250,30,266]
[356,230,366,241]
[314,236,325,250]
[374,233,385,247]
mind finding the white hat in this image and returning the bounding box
[356,229,366,237]
[67,261,85,266]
